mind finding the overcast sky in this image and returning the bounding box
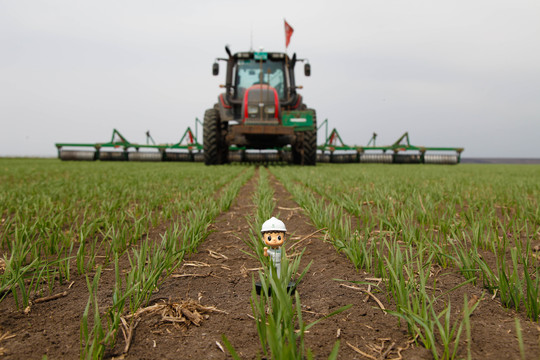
[1,0,539,158]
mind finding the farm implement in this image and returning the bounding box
[317,121,464,165]
[55,46,464,165]
[56,127,203,162]
[55,121,464,164]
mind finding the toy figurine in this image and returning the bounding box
[255,217,296,295]
[261,217,287,278]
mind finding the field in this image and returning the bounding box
[0,159,539,359]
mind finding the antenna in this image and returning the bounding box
[250,26,253,52]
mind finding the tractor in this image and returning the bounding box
[204,46,316,165]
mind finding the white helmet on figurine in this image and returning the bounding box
[261,217,287,233]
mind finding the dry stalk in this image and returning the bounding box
[380,339,396,359]
[346,342,377,360]
[215,341,225,353]
[340,284,386,313]
[364,283,371,302]
[468,294,480,314]
[208,250,228,260]
[277,206,302,211]
[171,273,212,278]
[392,335,418,360]
[287,228,326,252]
[0,332,16,341]
[418,194,426,213]
[120,316,141,355]
[123,303,163,319]
[33,291,68,304]
[182,261,211,267]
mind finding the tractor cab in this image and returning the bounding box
[234,57,286,100]
[204,46,317,165]
[212,48,311,122]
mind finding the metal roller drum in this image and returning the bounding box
[317,153,330,163]
[281,152,292,162]
[424,154,458,165]
[266,153,281,162]
[193,153,205,162]
[244,152,281,162]
[226,151,286,163]
[164,152,194,161]
[99,152,127,161]
[331,154,357,163]
[359,153,393,163]
[244,153,264,162]
[127,152,163,162]
[228,152,243,162]
[59,150,96,161]
[393,154,422,164]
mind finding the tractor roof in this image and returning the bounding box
[234,51,289,61]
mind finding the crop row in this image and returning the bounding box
[223,168,346,360]
[80,164,254,358]
[0,159,253,358]
[271,164,539,359]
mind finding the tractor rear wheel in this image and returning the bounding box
[292,109,317,165]
[304,108,317,165]
[203,108,226,165]
[304,128,317,165]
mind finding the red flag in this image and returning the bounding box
[284,20,294,48]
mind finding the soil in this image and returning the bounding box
[1,167,539,359]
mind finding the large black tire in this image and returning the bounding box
[292,132,303,165]
[292,109,317,165]
[304,127,317,165]
[305,108,317,165]
[203,108,226,165]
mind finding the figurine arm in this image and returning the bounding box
[263,247,268,256]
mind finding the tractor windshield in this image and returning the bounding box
[234,59,286,99]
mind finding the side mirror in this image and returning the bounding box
[212,62,219,76]
[304,63,311,77]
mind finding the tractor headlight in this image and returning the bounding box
[247,105,258,114]
[264,106,275,114]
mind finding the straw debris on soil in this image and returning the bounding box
[125,298,228,330]
[0,331,15,356]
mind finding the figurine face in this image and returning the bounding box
[263,231,285,249]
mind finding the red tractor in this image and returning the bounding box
[204,46,316,165]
